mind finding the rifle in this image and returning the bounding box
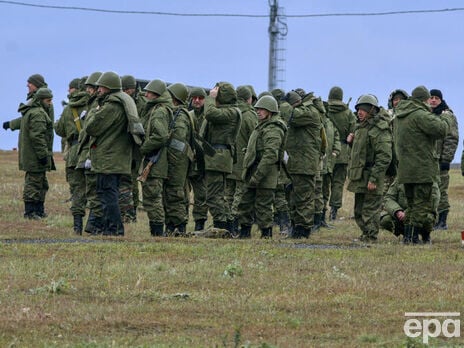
[137,150,162,183]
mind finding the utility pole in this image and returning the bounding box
[267,0,287,91]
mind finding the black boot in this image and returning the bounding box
[165,222,176,236]
[312,213,321,232]
[238,225,252,239]
[329,207,338,221]
[411,226,420,244]
[403,225,412,244]
[36,201,47,218]
[277,212,291,236]
[24,201,39,219]
[194,218,206,231]
[434,210,448,230]
[73,215,84,235]
[149,221,164,237]
[173,223,187,237]
[84,211,96,234]
[213,220,229,231]
[420,227,432,245]
[320,209,334,229]
[261,227,273,239]
[291,225,309,239]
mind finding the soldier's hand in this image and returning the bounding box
[209,86,219,98]
[367,181,376,191]
[395,210,405,222]
[3,121,10,130]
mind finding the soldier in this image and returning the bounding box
[380,178,407,238]
[85,71,137,236]
[326,86,356,221]
[237,95,287,238]
[120,75,147,223]
[225,85,258,234]
[165,83,194,235]
[201,82,241,232]
[138,79,173,236]
[285,91,322,238]
[428,89,459,230]
[76,72,103,234]
[188,87,209,231]
[54,78,89,233]
[3,87,55,219]
[395,86,453,244]
[348,95,392,242]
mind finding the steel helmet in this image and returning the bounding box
[96,71,121,90]
[35,87,53,99]
[286,91,302,106]
[85,72,102,87]
[254,95,279,113]
[144,79,166,96]
[355,94,379,109]
[168,83,189,104]
[121,75,137,89]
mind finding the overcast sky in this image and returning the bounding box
[1,0,463,162]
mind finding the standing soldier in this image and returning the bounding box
[285,91,322,238]
[237,95,287,238]
[428,89,459,230]
[85,71,138,236]
[225,85,258,234]
[201,82,241,233]
[395,86,453,244]
[165,83,194,235]
[55,78,89,233]
[138,79,173,236]
[188,87,209,231]
[326,86,356,221]
[348,95,392,242]
[120,75,147,223]
[3,87,55,219]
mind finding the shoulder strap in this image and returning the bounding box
[71,108,82,132]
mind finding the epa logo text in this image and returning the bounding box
[404,312,460,344]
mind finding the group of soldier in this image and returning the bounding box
[3,73,461,244]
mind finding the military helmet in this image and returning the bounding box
[189,87,207,98]
[35,87,53,99]
[355,94,379,112]
[69,78,81,89]
[245,85,258,103]
[257,91,272,99]
[121,75,137,90]
[271,88,286,101]
[144,79,166,96]
[254,95,279,113]
[293,88,306,99]
[96,71,121,90]
[168,83,189,104]
[85,72,102,87]
[286,91,302,106]
[411,85,430,101]
[216,81,237,105]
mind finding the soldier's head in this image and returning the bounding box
[121,75,137,96]
[236,85,253,105]
[271,88,286,102]
[35,87,53,107]
[328,86,343,101]
[168,83,188,106]
[215,81,237,105]
[428,89,443,109]
[144,79,166,100]
[68,78,81,94]
[95,71,121,96]
[245,85,258,105]
[85,72,102,96]
[388,89,408,109]
[355,94,380,121]
[285,91,302,107]
[411,86,431,103]
[254,95,278,121]
[27,74,46,94]
[189,87,206,110]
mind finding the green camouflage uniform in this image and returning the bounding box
[202,82,241,230]
[380,178,407,236]
[395,90,453,241]
[347,108,392,241]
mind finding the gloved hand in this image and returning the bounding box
[3,121,10,130]
[38,157,48,165]
[84,159,92,169]
[440,162,450,171]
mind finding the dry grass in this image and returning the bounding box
[1,150,464,347]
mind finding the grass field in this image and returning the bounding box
[1,150,463,347]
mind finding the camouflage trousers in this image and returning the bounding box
[119,174,136,222]
[289,174,315,229]
[85,171,103,219]
[67,167,86,216]
[437,169,450,213]
[164,180,188,226]
[205,170,228,224]
[353,192,383,238]
[322,173,332,211]
[314,171,324,214]
[404,183,437,231]
[142,177,164,224]
[23,171,48,202]
[380,213,404,236]
[238,186,275,229]
[189,174,208,221]
[330,163,348,209]
[273,183,290,215]
[225,178,245,220]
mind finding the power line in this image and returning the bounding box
[1,0,463,18]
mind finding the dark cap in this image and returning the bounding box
[28,74,46,88]
[430,89,443,100]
